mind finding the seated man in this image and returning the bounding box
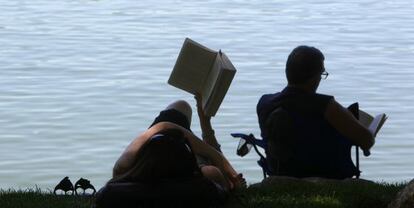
[257,46,374,179]
[97,95,244,207]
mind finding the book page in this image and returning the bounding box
[204,52,236,116]
[359,109,374,128]
[168,38,218,94]
[220,51,237,72]
[201,53,222,107]
[368,113,387,137]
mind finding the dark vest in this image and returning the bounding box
[257,87,359,179]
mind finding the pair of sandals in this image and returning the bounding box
[54,176,96,195]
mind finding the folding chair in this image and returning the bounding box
[232,103,362,180]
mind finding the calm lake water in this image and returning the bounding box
[1,0,414,190]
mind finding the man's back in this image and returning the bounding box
[257,86,359,179]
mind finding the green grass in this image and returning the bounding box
[0,187,92,208]
[226,180,405,208]
[0,181,405,208]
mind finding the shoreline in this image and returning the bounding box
[1,178,408,208]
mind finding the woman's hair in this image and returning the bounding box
[285,45,325,85]
[115,129,200,182]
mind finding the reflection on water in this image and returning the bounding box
[1,0,414,189]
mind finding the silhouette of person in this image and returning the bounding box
[257,46,374,179]
[111,94,244,191]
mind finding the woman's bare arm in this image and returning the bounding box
[324,99,374,152]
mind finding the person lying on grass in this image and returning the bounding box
[111,94,245,192]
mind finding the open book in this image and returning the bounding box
[348,102,388,137]
[348,102,387,157]
[359,110,387,137]
[168,38,237,116]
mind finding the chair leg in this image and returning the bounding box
[356,146,360,179]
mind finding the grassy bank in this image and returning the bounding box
[0,187,92,208]
[0,181,405,208]
[227,180,405,208]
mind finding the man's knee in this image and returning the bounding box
[166,100,192,124]
[201,165,221,175]
[201,165,227,189]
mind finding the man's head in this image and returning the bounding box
[285,46,325,87]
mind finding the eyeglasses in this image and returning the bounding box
[321,71,329,79]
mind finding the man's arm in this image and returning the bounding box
[324,99,375,152]
[194,94,245,189]
[194,94,221,151]
[112,122,179,177]
[180,125,243,189]
[112,121,243,188]
[151,121,243,189]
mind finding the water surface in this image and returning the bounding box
[1,0,414,189]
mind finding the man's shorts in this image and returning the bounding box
[149,109,191,132]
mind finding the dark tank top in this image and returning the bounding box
[257,87,359,179]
